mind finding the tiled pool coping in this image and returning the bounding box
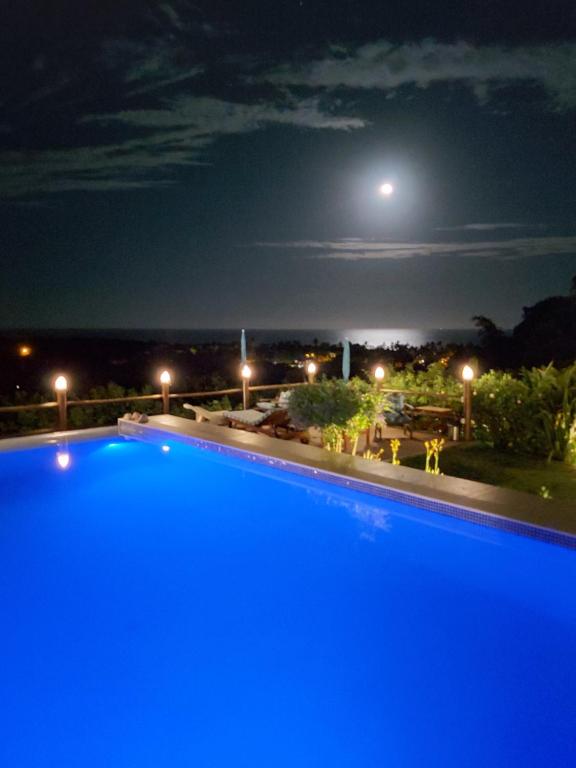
[116,415,576,550]
[1,420,574,549]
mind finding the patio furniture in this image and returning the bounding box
[224,407,292,437]
[412,405,456,435]
[375,393,415,439]
[183,404,228,426]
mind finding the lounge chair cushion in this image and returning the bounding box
[277,390,292,408]
[256,401,276,411]
[224,409,271,427]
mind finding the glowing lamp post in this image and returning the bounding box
[160,370,171,414]
[305,360,318,384]
[373,365,385,389]
[461,364,475,441]
[54,375,68,431]
[241,364,252,410]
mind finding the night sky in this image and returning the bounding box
[2,0,576,330]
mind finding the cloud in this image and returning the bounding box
[126,67,204,97]
[158,3,187,31]
[0,96,362,198]
[101,37,203,98]
[255,236,576,261]
[83,95,366,133]
[5,29,573,200]
[0,133,208,197]
[265,40,576,109]
[435,222,534,232]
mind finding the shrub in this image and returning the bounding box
[521,364,576,462]
[288,378,388,454]
[288,379,360,429]
[288,379,361,451]
[385,362,461,408]
[345,378,389,454]
[472,371,532,451]
[473,364,576,462]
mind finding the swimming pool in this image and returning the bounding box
[1,434,575,767]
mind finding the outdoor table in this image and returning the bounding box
[412,406,456,435]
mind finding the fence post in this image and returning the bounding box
[160,371,171,415]
[54,375,68,431]
[462,365,474,441]
[241,364,252,409]
[305,361,317,384]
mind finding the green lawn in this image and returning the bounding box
[403,445,576,504]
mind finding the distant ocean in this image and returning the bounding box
[2,328,480,347]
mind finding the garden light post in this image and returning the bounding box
[370,365,386,447]
[462,364,474,441]
[54,375,68,431]
[160,370,171,415]
[305,360,318,384]
[241,364,252,409]
[373,365,385,390]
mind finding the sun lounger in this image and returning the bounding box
[183,404,228,426]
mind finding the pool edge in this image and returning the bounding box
[118,415,576,550]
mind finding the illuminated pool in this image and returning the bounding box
[1,436,575,767]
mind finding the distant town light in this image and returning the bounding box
[241,364,252,380]
[56,452,71,470]
[18,345,32,357]
[374,365,385,381]
[462,364,475,382]
[160,370,172,385]
[54,375,68,392]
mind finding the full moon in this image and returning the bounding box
[379,182,394,196]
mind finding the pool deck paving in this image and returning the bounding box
[117,414,576,543]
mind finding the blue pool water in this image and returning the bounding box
[1,437,575,768]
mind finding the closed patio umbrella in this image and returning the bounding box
[240,329,247,364]
[342,338,350,382]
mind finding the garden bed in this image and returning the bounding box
[403,445,576,505]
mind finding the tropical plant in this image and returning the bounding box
[424,438,445,474]
[288,379,361,451]
[288,377,388,454]
[344,378,389,455]
[362,448,384,461]
[473,364,576,462]
[68,383,160,429]
[385,362,461,408]
[472,371,532,451]
[521,364,576,462]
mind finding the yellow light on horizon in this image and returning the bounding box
[54,375,68,392]
[379,182,394,197]
[160,370,171,385]
[462,364,475,382]
[18,345,32,357]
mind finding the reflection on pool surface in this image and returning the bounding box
[1,437,575,767]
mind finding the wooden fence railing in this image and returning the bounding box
[0,382,457,438]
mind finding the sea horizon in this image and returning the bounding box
[0,327,484,347]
